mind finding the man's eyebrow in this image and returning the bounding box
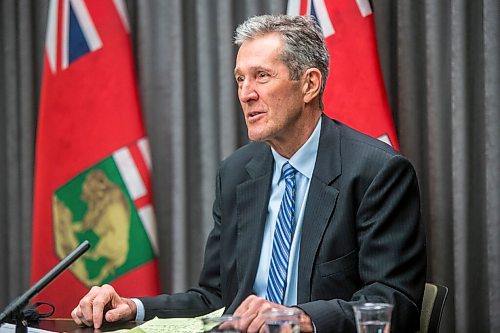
[234,66,273,77]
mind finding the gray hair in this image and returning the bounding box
[234,15,330,109]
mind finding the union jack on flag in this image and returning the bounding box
[45,0,129,73]
[32,0,160,317]
[287,0,373,38]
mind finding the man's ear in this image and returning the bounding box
[302,68,322,104]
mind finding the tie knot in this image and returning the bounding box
[282,162,296,180]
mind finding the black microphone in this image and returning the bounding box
[0,240,91,324]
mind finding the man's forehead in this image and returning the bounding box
[235,35,284,71]
[238,32,284,48]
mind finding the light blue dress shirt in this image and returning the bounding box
[252,119,321,305]
[133,119,322,320]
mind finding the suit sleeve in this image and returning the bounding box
[298,155,427,333]
[138,170,224,320]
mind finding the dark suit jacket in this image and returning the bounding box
[140,115,427,333]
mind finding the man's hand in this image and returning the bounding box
[233,295,313,333]
[71,284,137,329]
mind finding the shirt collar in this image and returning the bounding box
[271,118,322,180]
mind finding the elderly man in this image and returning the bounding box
[71,14,426,333]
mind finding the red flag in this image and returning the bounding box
[288,0,399,149]
[31,0,160,316]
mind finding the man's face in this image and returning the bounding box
[234,33,305,148]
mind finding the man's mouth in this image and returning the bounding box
[248,111,264,119]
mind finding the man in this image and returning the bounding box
[71,15,426,333]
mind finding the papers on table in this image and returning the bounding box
[120,308,225,333]
[0,308,225,333]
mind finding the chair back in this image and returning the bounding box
[419,282,448,333]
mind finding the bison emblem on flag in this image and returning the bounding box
[51,138,157,286]
[32,0,160,315]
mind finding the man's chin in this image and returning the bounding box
[247,132,267,142]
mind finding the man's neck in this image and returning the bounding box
[268,113,322,159]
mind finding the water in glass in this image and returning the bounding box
[356,320,390,333]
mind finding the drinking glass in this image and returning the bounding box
[352,303,393,333]
[262,308,301,333]
[202,315,241,333]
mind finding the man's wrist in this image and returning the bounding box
[299,312,314,332]
[291,306,314,333]
[130,298,145,321]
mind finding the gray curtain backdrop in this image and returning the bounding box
[0,1,498,332]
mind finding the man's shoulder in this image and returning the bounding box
[220,141,270,169]
[323,116,400,158]
[216,141,272,187]
[320,116,415,179]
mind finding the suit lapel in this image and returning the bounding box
[235,147,273,296]
[297,116,342,303]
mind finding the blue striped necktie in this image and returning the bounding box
[266,162,297,304]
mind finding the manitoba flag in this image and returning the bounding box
[31,0,160,316]
[288,0,399,149]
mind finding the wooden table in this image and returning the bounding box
[32,319,140,332]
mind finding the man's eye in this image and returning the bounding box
[236,76,244,83]
[256,72,271,82]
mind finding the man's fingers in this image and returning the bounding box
[71,285,118,328]
[73,306,92,327]
[234,295,275,332]
[247,316,266,333]
[239,311,258,332]
[79,286,102,325]
[259,323,267,333]
[105,304,129,323]
[233,295,292,333]
[232,295,253,317]
[80,316,93,327]
[234,296,260,329]
[91,300,105,328]
[247,304,273,333]
[235,295,262,316]
[71,307,83,326]
[91,289,114,328]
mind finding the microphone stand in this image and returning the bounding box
[0,240,91,333]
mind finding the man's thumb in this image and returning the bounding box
[105,308,125,323]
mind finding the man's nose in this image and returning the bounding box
[239,81,258,103]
